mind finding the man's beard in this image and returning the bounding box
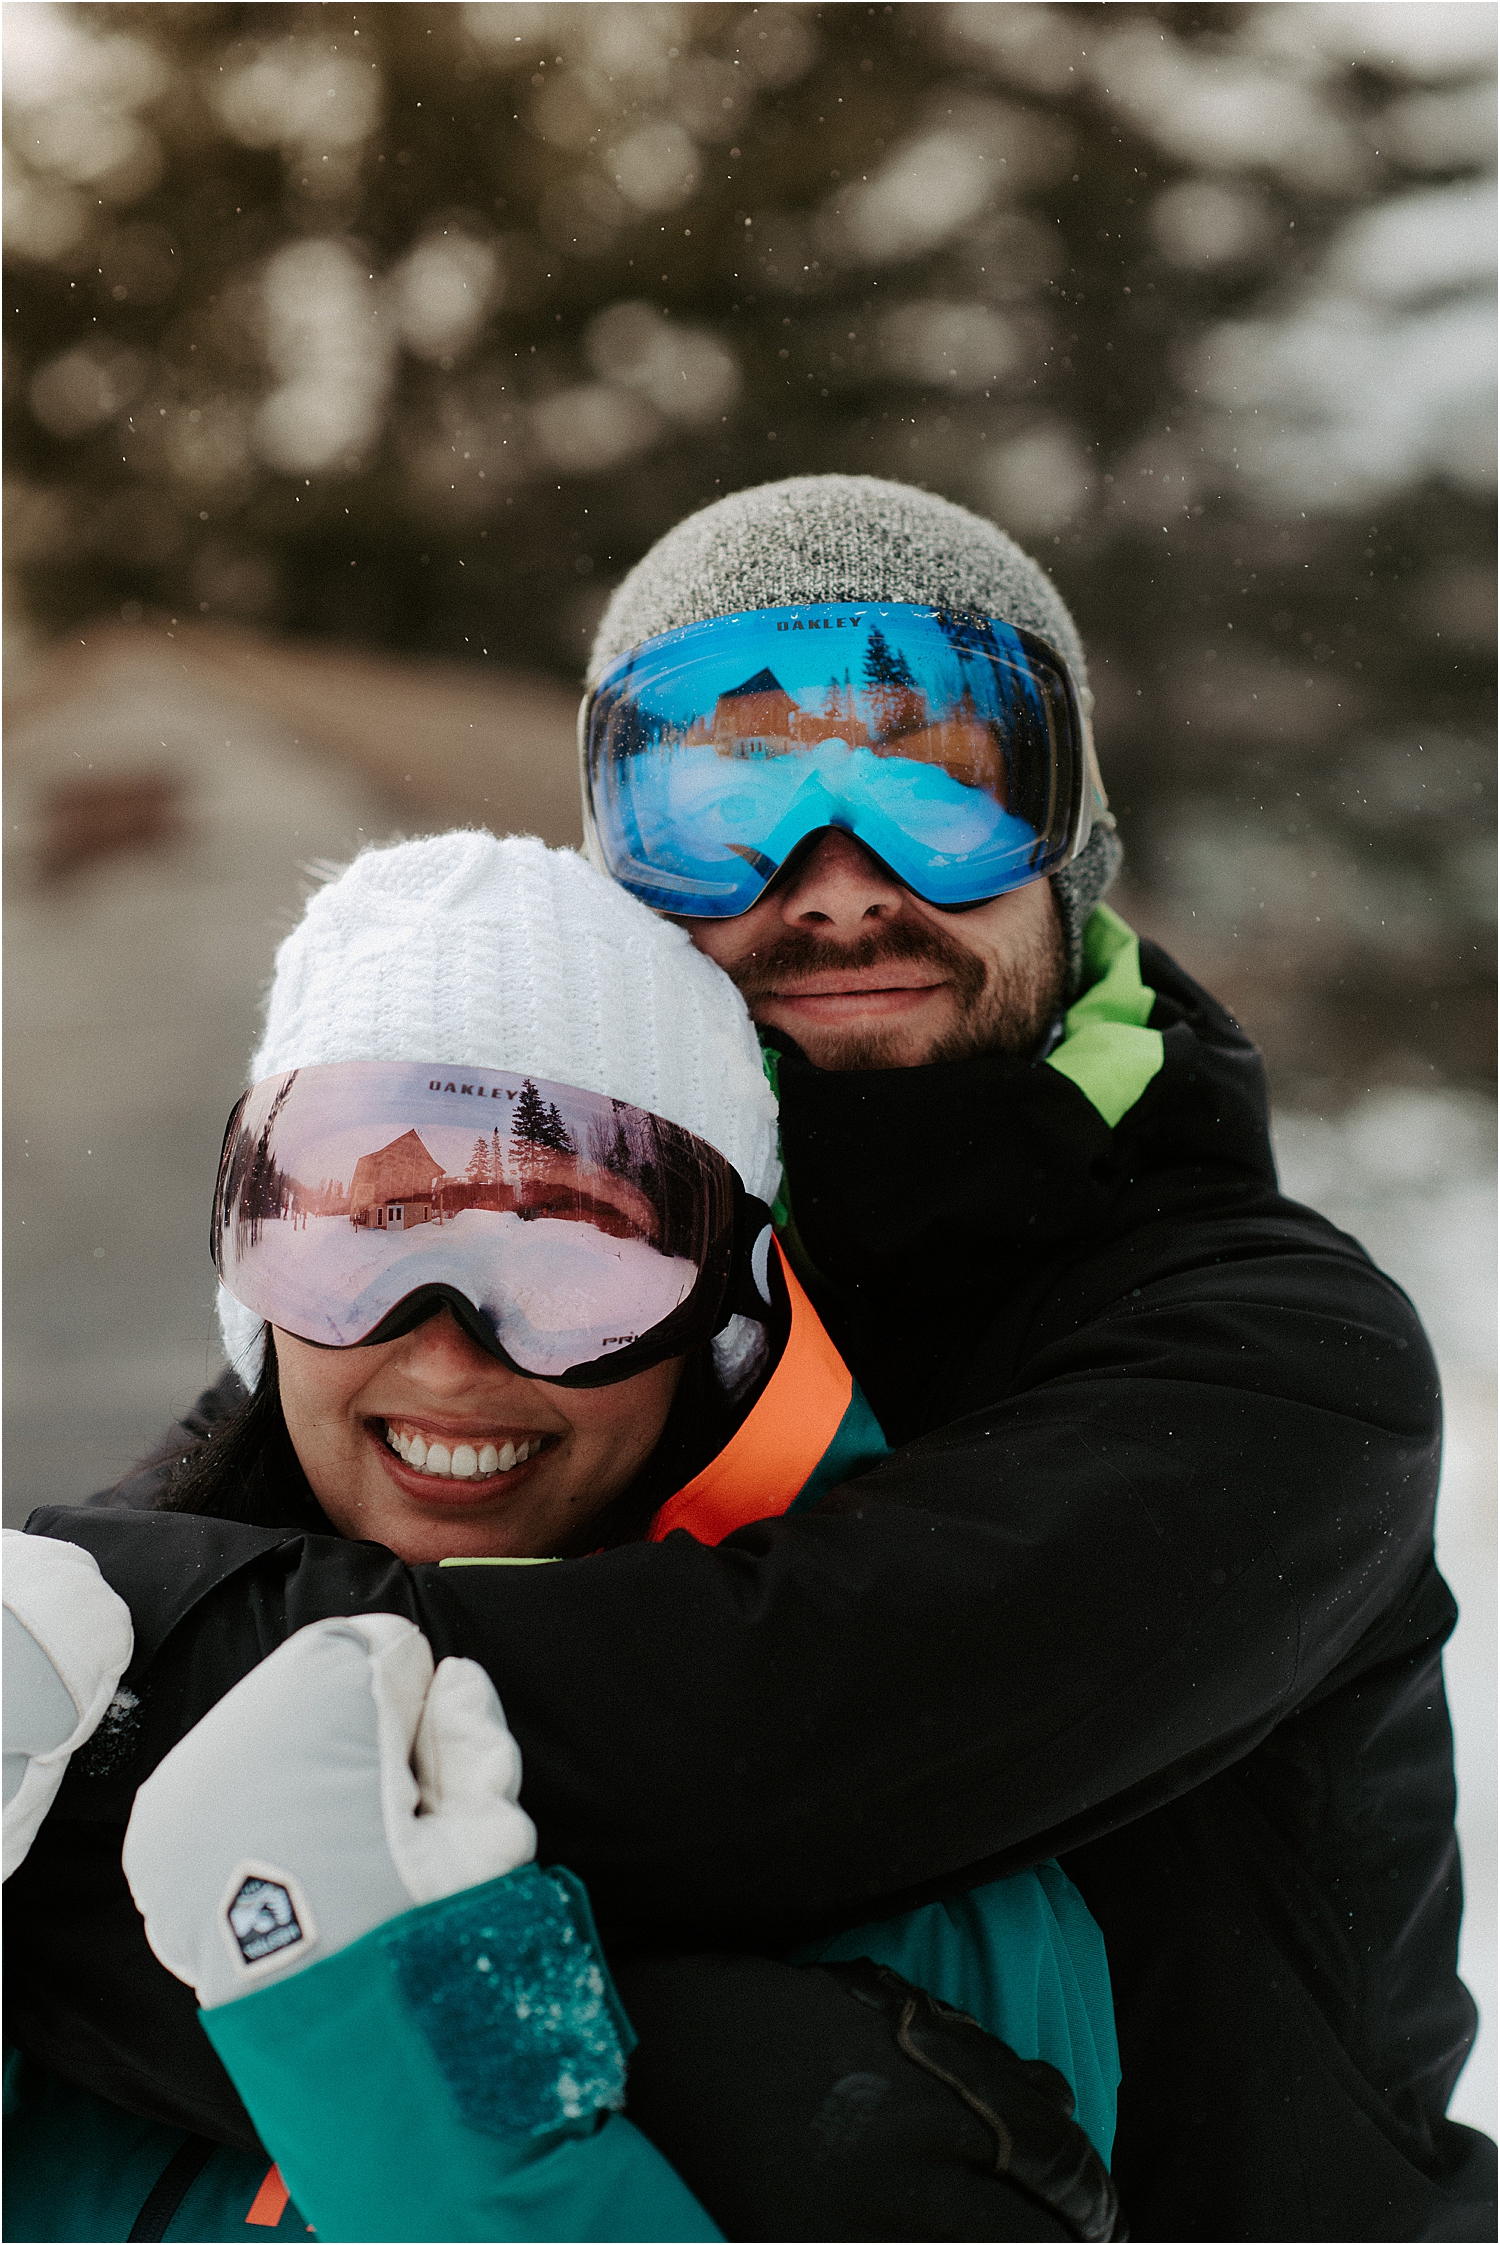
[727,899,1067,1071]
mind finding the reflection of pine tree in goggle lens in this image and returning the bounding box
[213,1061,746,1384]
[583,602,1091,916]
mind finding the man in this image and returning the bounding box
[13,477,1494,2240]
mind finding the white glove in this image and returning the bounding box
[4,1529,135,1880]
[122,1613,536,2011]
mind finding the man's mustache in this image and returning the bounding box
[726,919,987,1010]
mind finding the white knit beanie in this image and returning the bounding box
[218,829,781,1381]
[586,474,1121,997]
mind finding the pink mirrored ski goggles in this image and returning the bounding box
[213,1061,766,1386]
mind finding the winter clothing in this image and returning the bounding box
[7,1928,1121,2244]
[9,1241,1120,2241]
[100,1612,718,2244]
[200,1872,719,2245]
[3,2054,307,2242]
[217,831,781,1380]
[2,1534,133,1881]
[586,474,1092,704]
[1049,824,1124,998]
[769,906,1493,2241]
[120,1615,540,2012]
[6,1874,719,2244]
[583,472,1122,994]
[619,1952,1122,2243]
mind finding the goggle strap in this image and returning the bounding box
[715,1194,778,1332]
[649,1241,851,1545]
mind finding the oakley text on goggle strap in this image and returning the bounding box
[582,601,1095,917]
[214,1061,768,1385]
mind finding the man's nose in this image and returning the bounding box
[773,828,906,934]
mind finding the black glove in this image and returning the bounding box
[615,1948,1126,2242]
[829,1956,1126,2242]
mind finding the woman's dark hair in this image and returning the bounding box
[147,1329,318,1525]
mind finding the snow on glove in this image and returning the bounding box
[4,1529,134,1880]
[122,1613,537,2011]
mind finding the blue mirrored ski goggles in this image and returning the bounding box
[581,602,1093,918]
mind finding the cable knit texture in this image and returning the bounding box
[218,830,780,1377]
[584,474,1120,997]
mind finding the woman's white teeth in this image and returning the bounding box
[386,1425,539,1478]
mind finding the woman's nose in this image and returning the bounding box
[403,1307,516,1393]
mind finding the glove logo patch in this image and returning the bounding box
[228,1875,303,1964]
[218,1860,318,1978]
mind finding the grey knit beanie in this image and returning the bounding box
[587,474,1121,997]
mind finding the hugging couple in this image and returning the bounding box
[7,478,1486,2244]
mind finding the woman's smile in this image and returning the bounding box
[376,1417,553,1493]
[276,1308,683,1562]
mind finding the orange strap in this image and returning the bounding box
[648,1240,851,1546]
[245,2163,290,2228]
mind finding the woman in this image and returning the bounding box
[5,831,1120,2242]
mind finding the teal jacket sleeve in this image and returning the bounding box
[200,1865,721,2245]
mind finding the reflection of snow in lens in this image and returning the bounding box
[650,740,1027,857]
[226,1205,695,1369]
[481,1215,695,1374]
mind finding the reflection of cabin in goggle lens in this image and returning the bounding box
[349,1131,442,1231]
[340,1121,659,1242]
[701,667,873,758]
[694,659,1003,800]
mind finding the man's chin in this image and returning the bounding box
[754,1003,953,1072]
[753,982,1062,1072]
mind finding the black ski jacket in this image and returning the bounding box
[12,936,1494,2240]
